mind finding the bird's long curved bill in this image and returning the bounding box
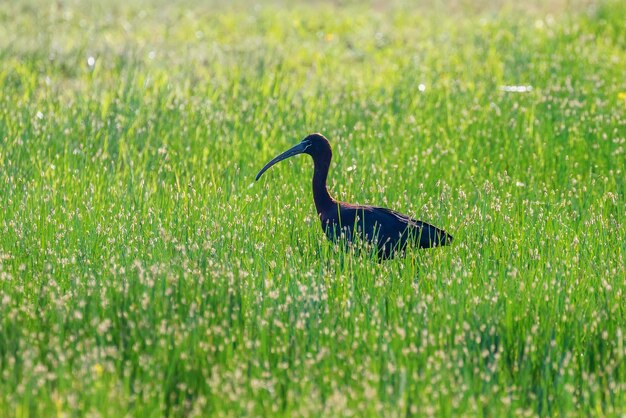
[255,141,309,181]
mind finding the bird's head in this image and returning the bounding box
[255,133,332,181]
[300,133,331,157]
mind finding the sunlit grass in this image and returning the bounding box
[0,0,624,416]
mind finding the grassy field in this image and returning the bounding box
[1,0,625,416]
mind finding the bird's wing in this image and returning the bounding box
[366,206,425,227]
[366,206,453,247]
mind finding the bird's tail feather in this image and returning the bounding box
[413,221,453,249]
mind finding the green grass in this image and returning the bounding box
[1,0,625,416]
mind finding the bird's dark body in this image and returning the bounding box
[319,204,450,259]
[256,133,452,259]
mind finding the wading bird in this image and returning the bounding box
[255,133,452,259]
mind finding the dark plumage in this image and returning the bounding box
[255,133,452,259]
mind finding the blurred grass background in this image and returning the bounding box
[0,0,624,416]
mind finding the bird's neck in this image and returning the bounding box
[312,158,335,215]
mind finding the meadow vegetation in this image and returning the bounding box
[0,0,625,415]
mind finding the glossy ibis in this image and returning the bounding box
[255,133,453,259]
